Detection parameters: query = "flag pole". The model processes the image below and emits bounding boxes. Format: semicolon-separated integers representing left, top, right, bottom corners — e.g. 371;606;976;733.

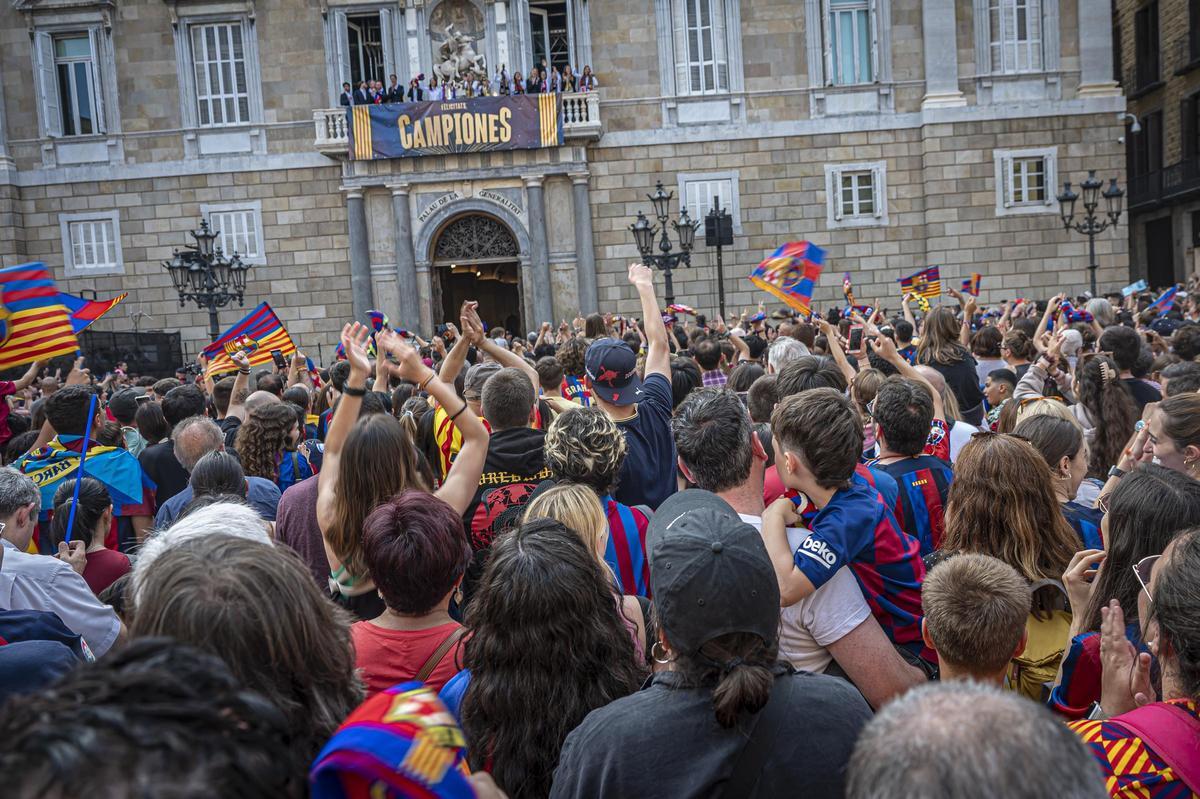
63;392;98;543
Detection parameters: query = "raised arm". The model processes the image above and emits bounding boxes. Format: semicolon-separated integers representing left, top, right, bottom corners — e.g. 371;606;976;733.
437;313;474;387
12;360;43;393
316;323;372;536
289;351;313;389
816;318;856;388
629;263;670;380
226;350;252;422
378;329;488;514
468;306;540;387
901;293;916;330
1035;293;1064;344
869;334;944;422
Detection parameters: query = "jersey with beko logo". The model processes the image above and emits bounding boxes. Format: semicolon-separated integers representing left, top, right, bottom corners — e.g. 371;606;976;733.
798;482;933;663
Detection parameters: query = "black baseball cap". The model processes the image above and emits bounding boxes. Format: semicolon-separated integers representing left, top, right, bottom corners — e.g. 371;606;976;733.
646;489;780;655
585;338;641;406
106;387;145;424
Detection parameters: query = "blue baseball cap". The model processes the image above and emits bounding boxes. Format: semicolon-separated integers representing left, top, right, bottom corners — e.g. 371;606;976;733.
585;338;641;406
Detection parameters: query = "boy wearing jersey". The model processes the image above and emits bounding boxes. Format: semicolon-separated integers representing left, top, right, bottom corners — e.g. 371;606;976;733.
761;388;933;666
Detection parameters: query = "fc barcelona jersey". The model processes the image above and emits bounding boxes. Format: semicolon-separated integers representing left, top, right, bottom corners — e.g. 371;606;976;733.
871;455;954;556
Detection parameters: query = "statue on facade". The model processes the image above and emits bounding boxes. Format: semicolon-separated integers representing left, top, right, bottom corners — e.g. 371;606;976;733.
433;24;486;84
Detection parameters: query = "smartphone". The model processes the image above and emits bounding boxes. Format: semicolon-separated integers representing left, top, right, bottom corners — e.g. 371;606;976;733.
270;349;287;369
848;324;864;351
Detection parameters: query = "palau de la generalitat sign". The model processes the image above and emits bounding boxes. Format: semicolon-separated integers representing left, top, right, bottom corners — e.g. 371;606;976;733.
348;94;562;160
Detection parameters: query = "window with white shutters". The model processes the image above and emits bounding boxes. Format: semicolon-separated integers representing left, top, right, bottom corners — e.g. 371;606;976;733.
201;202;266;264
191;22;250;127
683;0;729;94
994;148;1057;215
61;211;123;275
825;162;888;228
988;0;1043;73
826;0;876;85
33;27;110;139
677;172;742;233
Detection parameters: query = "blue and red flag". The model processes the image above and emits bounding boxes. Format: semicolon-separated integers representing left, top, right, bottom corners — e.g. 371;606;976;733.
1146;286;1178;317
1060;300;1094;324
203;302;297;378
961;273;981;297
0;263;79;369
898;266;941;299
58;292;128;334
748;241;826;316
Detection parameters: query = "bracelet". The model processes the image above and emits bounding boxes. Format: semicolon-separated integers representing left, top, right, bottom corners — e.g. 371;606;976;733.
342;384;368;397
238;369;250;375
419;371;436;391
449;401;468;421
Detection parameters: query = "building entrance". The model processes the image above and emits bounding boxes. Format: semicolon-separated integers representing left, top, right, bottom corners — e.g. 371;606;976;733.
430;213;523;333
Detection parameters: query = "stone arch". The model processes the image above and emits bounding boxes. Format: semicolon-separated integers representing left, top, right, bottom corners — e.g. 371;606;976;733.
414;197;531;268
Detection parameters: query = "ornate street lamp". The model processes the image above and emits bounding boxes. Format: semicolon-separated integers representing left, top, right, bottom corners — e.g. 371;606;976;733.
626;181;698;306
163;219;253;341
1056;170;1124;296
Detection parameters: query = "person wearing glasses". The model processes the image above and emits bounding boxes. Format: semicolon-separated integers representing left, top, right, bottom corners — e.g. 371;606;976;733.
1068;526;1200;795
1049;465;1200;721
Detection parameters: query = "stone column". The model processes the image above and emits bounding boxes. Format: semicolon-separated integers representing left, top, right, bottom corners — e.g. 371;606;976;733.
0;59;13;171
524;176;554;325
570;172;598;314
389;183;422;329
344;188;373;324
920;0;965;109
1077;0;1120;96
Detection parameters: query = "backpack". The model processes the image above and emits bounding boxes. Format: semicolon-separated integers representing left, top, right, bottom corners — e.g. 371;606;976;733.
1006;580;1072;701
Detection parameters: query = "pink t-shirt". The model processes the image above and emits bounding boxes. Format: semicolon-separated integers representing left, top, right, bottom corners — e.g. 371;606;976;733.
351;620;465;695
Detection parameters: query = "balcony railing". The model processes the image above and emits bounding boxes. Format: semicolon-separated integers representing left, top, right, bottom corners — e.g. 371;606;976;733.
1163;156;1200;200
1176;36;1200;75
313;91;602;157
1128;169;1162;209
1124;62;1163;96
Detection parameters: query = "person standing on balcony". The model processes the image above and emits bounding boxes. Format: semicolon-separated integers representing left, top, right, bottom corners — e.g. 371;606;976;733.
511;71;525;95
353;81;370;105
562;64;577;92
527;68;544;94
407;76;426;102
339;82;353;107
385;74;403;103
579;65;597;91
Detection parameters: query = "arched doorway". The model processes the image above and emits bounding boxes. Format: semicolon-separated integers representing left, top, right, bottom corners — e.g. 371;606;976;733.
430;213;523;333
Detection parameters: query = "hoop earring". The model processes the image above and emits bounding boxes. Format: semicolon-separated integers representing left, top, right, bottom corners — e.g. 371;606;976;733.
650;641;672;665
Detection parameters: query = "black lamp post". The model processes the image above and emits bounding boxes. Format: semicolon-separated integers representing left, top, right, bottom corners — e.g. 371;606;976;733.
1056;170;1124;295
627;181;698;306
163;219;251;341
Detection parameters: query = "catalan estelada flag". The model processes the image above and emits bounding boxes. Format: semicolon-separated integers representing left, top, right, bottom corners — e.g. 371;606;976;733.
748;241;826;316
1146;286;1178;317
202;302;297;378
0;263;79;369
961;273;981;297
58;292;128;334
898;266;942;299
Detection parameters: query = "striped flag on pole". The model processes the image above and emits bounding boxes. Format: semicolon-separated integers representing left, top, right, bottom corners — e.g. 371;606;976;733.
0;263;79;369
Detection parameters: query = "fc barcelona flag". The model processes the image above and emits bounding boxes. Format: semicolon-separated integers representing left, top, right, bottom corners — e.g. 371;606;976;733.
59;292;128;334
898;266;942;299
748;241;826;316
202;302;297;378
961;273;981;297
0;263;79;369
349;94;562;160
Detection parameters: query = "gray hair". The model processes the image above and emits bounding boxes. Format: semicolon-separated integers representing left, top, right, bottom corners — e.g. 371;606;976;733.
131;502;272;603
767;336;810;374
172;416;224;472
1085;298;1115;327
0;467;40;518
846;682;1107;799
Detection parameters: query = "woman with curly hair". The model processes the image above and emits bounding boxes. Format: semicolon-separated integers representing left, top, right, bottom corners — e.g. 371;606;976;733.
234;403;310;492
916;305;984;426
440;517;644;798
543;407;650;597
555;337;591;406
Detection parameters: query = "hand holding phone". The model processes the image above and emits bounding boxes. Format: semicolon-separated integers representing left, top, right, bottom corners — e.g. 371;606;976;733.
848;324;864;352
270;349;288;369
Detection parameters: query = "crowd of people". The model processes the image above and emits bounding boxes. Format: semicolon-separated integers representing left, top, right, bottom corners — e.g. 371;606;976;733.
339;61;598;106
0;265;1198;798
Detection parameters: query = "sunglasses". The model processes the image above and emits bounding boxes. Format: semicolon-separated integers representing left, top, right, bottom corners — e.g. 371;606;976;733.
1133;554;1160;603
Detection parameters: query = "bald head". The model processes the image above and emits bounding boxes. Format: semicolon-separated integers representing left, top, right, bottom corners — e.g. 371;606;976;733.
172;416;224;472
847;683;1106;799
914;365;946;394
244;391;281;413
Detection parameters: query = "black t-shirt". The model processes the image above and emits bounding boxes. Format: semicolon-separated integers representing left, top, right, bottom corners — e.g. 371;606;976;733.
613;373;677;511
137;441;190;509
551;666;871;799
928;356;985;426
219;416;242;451
1122;378;1162;414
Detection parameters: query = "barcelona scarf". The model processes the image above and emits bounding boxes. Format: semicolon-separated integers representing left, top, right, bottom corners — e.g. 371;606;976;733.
1060;300;1094;324
58;292;128;334
898;266;942;299
0;263;79;369
748;241;826;315
310;682;475;799
15;435;151;515
203;302;297;378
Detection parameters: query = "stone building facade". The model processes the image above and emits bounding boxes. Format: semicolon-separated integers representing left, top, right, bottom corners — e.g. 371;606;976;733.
0;0;1127;361
1118;0;1200;286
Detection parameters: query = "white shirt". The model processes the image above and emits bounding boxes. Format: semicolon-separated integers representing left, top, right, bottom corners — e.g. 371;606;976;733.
948;420;978;463
738;514;870;674
0;539;121;656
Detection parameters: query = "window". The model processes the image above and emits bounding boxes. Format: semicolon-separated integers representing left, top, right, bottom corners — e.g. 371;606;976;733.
826;0;874;85
677;172;742;233
190;22;250;127
1134;2;1160;90
684;0;728;93
993;147;1058;216
32;28;108;139
824;162;887;228
988;0;1042;74
60;211;123;276
201;202;265;264
1183;94;1200;160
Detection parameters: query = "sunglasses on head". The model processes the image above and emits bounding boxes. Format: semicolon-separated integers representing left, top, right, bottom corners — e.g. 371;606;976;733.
1133;554;1160;603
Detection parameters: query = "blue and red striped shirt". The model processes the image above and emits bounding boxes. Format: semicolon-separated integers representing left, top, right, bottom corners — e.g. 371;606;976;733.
1061;501;1104;550
798;483;932;662
871;455;954;556
561;375;591;407
602;495;649;598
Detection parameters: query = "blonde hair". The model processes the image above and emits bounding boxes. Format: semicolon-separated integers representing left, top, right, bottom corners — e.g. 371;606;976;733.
1013;398;1075;429
523;483;609;563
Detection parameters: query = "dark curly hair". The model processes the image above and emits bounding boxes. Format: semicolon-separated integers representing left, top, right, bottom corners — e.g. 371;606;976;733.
1075;355;1136;479
461;518;644;798
556;336;588;378
234;403;298;482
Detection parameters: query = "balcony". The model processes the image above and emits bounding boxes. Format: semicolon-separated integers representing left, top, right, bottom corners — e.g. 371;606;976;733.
1124;63;1164;100
1176;36;1200;76
1128;170;1162;209
1163;157;1200;200
313;92;602;158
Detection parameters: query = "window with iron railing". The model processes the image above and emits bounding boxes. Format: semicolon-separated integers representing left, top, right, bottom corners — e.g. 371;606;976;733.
1133;2;1160;90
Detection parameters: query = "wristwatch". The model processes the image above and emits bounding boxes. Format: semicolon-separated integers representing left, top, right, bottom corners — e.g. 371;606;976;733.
1107;465;1126;479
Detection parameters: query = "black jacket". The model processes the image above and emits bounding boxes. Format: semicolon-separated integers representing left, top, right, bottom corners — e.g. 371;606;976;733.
353;88;370;105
